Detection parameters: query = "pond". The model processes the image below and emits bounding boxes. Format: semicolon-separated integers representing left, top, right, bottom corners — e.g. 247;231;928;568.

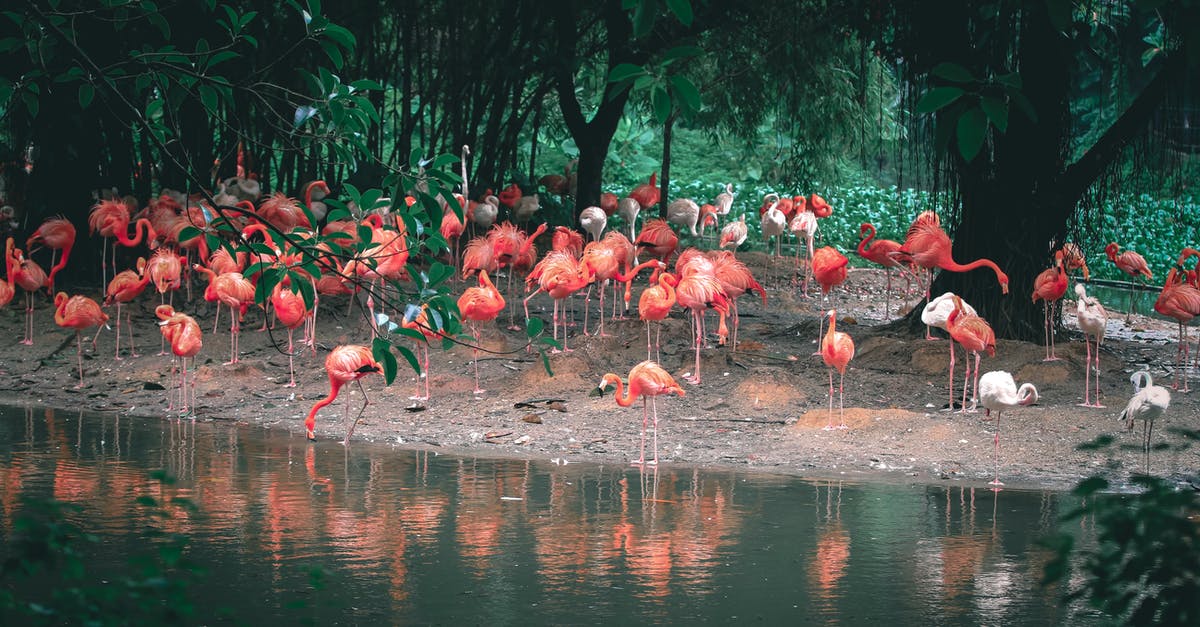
0;404;1101;624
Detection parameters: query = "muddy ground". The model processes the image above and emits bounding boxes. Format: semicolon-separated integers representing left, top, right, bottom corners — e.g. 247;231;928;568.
4;251;1197;491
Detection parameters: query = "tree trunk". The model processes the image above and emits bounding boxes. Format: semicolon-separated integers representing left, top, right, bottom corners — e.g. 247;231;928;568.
658;112;676;218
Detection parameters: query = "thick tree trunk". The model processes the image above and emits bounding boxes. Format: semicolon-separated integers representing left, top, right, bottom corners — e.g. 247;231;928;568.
657;113;675;218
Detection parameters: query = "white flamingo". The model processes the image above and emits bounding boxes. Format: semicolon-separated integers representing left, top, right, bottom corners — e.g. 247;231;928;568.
579;205;607;242
1119;371;1171;468
1075;283;1108;408
978;371;1038;488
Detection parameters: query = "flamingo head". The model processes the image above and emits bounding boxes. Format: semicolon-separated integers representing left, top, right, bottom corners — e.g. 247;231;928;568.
155;304;176;321
597;373;621;393
999;273;1010;294
1104;242;1119;260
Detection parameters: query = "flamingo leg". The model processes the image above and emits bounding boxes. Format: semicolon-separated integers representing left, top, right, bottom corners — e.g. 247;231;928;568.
885;268;892;319
342;378;372;446
948;341;956;411
971;352;982;411
472;321;485;394
582;285;593;335
650;396;660;466
126;309;138;358
838;369;848;429
424;344;431;401
646;321;653;361
113;302;123;359
597;281;610;337
823;368;835;430
989;409;1004;488
286;328;297;387
74;332;85;388
633;396;648;466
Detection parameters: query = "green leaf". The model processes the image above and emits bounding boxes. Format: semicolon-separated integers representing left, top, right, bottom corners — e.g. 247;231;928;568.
525;316;544;338
665;0;693;25
321;40;344;69
78;83;94;109
651;85;672;124
322;23;356;49
955;107;987;161
179;226;202;243
372;337;398;384
1009;91;1038;123
914;87;964;113
21;90;38;118
669;75;701;114
995;72;1022;90
427;261;452;287
930;62;974;83
980;96;1008;133
608;63;646;84
198;85;218;112
395;344;420;378
350;79;384;91
631;0;655;38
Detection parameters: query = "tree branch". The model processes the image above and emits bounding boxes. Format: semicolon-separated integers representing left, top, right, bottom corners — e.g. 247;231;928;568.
1061;53;1186;200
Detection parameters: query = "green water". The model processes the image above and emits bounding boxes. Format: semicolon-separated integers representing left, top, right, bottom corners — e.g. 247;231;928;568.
0;404;1099;624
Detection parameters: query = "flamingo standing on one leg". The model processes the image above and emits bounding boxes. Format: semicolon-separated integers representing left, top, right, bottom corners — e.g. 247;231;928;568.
1119;370;1171;471
271;279;310;387
978;371;1039;488
26;217;75;293
104;257;151;359
946;295;996;412
1075;283;1108;407
598;360;685;466
1031;250;1068;361
1105;242;1152;322
922;292;978;407
811;246;849;349
155;304;203;414
458;269;506;394
304;345;383;444
819;309;855;430
9;241;47;345
53;292;109;388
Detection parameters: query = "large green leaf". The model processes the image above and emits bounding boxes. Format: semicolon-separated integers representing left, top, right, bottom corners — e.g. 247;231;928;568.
651;85;672;124
670;75;701;115
665;0;693;26
608;63;646;84
930;62;974;83
955;107;988;162
915;87;964;113
980;96;1008;133
372;337;399;384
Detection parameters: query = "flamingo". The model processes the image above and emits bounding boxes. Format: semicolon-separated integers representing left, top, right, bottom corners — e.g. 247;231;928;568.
666;198;701;236
1105;242;1153;321
600;192;619;216
1119;371;1171;469
552;226;584;259
53;292;109;388
256;192;310;232
303;179;331;222
523;252;593;353
304;345;383;444
638;270;676;362
709;250;766;356
790;210;819;294
618;197;641;243
88;199;130;288
1153;268;1200;392
9;240;47;345
1031;250;1068;361
713;183;734;231
673;266;730;385
812;246;849;346
400;304;446;402
192;265;255;364
458;269;506;393
1061;242;1089;280
0;239;14;309
271;279;310;387
470;193;499;234
922;292;978;406
155;304;203;414
978;371;1039;488
26;217;75;292
946;295;996;412
104;257;151;359
760;202;787;257
579;206;607;242
856;223;914;317
819;309;855;430
628;173;660;212
579;241;622;337
598;360;685;466
511;193;540;227
719;215;748;250
900;211;1009;301
1075;283;1108;407
635;219;679;265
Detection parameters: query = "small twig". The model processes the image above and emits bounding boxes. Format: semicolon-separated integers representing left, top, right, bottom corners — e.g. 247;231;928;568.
680;417;789;425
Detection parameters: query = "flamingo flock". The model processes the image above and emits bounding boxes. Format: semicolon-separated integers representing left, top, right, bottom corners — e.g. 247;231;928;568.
0;170;1186;477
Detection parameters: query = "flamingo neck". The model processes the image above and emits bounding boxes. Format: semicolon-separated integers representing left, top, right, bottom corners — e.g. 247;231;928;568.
304;180;327;209
116;219;152;247
1017;383;1039;406
944;257;1004;281
856;224;876;257
610;377;636;407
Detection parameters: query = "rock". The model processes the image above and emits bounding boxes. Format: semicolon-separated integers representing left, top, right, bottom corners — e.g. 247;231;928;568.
522;413;543;424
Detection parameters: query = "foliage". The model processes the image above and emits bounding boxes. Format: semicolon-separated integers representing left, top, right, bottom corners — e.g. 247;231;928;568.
1042;429;1200;625
0;471;205;625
